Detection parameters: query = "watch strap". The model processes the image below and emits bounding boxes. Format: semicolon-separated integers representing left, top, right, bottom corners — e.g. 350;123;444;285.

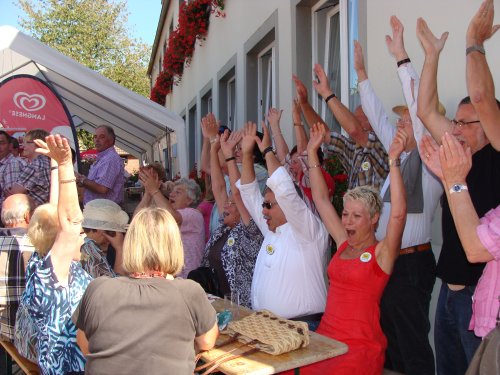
466;45;485;56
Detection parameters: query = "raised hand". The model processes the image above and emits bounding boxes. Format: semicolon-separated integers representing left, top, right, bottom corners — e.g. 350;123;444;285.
220;129;243;159
293;75;309;104
241;121;258;155
266;108;283;133
467;0;500;46
312;64;332;98
420;134;443;179
292;98;302;125
389;127;408;161
35;135;72;166
385;15;408;61
255;121;272;152
307;123;326;153
440;133;472;186
416;18;449;57
353;41;367;81
201;113;220;139
139;167;161;195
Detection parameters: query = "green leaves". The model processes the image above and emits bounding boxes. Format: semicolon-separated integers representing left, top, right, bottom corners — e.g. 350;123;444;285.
17;0;150;97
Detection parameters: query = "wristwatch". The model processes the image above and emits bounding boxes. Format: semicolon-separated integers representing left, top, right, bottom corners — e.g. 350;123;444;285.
449;184;468;194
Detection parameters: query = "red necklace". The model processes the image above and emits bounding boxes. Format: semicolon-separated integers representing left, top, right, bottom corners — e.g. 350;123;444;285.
129;271;166;279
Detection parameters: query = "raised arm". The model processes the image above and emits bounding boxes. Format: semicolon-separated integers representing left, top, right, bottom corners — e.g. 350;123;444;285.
293;75;326;130
388;16;427;148
307;123;347;245
200;113;220;174
354;41;394;150
313;63;369;146
267;108;289;161
139;168;183;225
466;0;500;150
35;135;82;285
376;129;407;274
220;130;252;225
292;99;308;153
422;133;493;263
240;122;258;185
416;18;453;143
209;133;228;214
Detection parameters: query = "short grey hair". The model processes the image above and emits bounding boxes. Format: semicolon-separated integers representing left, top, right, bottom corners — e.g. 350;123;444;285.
175;178;201;207
1;196;33;226
343;186;383;218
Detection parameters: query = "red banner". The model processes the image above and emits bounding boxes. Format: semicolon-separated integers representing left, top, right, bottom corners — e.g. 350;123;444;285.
0;74;78;154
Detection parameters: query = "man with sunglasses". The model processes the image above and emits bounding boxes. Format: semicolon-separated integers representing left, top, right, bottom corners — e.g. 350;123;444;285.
417;13;500;374
236;122;328;330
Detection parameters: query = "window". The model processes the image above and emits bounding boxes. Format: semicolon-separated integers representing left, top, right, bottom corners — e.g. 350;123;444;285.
227;76;236;129
257;43;276;122
201;89;213;116
188;105;197;170
311;0;359;133
218;60;236;129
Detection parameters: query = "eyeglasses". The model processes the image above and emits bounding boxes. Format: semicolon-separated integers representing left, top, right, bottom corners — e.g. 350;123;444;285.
261;201;278;209
451;119;481;128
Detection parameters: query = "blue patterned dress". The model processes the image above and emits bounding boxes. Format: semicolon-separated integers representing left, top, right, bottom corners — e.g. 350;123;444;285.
15;251;92;374
202;218;263;308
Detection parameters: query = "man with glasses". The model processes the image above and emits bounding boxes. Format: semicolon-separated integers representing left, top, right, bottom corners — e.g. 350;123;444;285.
417;14;500;374
353;17;442;375
236;122;328;330
5;129;50;208
0;131;26;216
76;125;125;205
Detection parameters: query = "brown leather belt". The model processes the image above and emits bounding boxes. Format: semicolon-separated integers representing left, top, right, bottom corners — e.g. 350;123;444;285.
400;242;431;255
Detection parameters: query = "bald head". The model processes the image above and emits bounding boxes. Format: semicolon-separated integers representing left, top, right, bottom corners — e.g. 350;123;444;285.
1;194;35;228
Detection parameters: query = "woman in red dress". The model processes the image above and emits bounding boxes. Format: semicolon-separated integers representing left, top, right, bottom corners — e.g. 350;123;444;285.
300;123;407;375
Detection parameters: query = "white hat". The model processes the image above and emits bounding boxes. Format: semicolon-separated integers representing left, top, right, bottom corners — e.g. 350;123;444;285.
82;199;129;232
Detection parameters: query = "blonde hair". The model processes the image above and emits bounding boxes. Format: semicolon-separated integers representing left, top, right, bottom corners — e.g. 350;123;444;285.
122;207;184;275
343;186;383;218
27;204;59;257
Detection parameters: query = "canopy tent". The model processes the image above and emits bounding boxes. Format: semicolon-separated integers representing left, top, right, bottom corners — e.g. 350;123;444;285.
0;26;188;176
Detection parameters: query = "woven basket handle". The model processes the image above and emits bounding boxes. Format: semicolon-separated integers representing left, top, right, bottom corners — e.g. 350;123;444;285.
201;347;260;375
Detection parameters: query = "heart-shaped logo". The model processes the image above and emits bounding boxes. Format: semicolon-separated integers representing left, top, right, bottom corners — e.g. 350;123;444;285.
13;92;46;112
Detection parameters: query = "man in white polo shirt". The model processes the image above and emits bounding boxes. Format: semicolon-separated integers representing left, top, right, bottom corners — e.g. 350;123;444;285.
235;122;328;328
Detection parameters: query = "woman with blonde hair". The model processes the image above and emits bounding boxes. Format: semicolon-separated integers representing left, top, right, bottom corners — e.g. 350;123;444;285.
15;135;92;374
73;206;218;375
289;124;407;375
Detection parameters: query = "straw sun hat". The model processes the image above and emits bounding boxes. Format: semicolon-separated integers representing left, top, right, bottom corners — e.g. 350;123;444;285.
392;103;446;117
82;199;129;232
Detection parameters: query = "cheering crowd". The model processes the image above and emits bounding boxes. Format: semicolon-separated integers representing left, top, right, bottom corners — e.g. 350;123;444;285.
1;1;499;375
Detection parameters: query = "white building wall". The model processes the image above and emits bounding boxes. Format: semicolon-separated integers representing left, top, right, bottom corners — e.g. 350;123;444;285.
152;1;500;362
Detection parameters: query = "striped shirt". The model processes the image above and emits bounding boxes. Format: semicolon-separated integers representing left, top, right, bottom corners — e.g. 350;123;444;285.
0;228;34;342
326;131;389;192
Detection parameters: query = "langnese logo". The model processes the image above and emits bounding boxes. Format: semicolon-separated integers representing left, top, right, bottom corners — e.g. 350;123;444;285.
13;92;46;112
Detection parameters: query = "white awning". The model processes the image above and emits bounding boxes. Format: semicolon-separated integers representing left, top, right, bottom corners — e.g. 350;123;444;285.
0;25;188;175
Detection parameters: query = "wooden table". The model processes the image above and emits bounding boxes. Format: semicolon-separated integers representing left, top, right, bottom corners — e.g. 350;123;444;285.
199;299;348;375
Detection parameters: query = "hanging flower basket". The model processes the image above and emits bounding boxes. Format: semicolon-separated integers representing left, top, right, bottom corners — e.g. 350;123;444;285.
150;0;226;105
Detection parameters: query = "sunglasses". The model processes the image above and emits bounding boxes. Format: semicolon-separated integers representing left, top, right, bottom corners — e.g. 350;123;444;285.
261;201;278;209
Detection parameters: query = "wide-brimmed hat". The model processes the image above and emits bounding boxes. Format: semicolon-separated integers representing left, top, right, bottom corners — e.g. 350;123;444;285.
82;199;129;232
392;103;446;117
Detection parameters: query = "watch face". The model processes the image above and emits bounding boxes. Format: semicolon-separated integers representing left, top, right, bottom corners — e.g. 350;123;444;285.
452;184;461;192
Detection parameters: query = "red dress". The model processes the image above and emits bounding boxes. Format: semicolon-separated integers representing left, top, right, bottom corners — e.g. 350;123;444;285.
298;241;390;375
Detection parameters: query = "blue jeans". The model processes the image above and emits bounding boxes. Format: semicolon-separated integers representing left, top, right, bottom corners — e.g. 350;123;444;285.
435;283;481;375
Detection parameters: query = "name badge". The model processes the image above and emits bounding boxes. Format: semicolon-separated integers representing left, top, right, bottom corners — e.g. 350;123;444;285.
361;161;371;171
266;244;275;255
227;237;235;246
360;252;372;262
